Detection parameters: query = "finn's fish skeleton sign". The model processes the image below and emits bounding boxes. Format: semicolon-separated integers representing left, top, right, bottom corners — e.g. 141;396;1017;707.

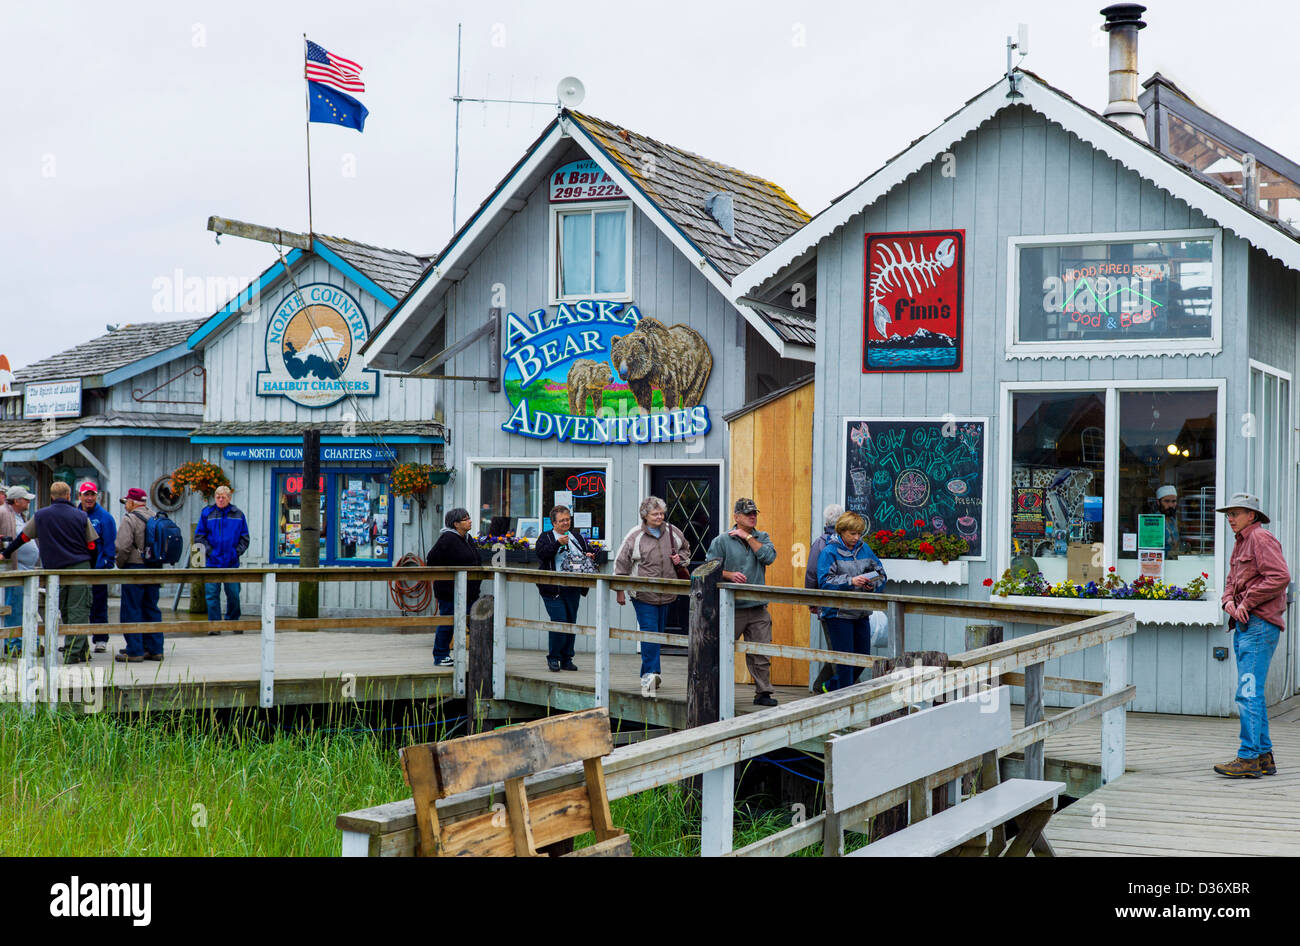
870;238;957;339
863;230;964;374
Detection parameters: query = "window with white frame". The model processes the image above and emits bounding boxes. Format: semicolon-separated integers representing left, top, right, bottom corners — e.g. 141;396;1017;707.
550;202;632;302
474;461;611;544
1008;229;1221;356
1005;383;1221;590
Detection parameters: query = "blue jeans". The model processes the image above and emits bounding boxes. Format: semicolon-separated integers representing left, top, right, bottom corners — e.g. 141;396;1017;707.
433;598;454;660
121;566;163;656
3;584;22;655
542;589;581;661
631;599;670;676
1234;615;1281;759
822;616;872;691
205;582;242;622
90;579;110;643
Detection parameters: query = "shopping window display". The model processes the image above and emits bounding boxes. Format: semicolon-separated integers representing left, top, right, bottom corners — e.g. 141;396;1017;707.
272;469;393;565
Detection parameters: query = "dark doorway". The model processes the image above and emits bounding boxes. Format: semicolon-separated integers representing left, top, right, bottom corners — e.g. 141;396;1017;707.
648;464;721;642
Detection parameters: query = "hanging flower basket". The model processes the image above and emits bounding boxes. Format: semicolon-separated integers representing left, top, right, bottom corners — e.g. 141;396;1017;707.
392;463;452;498
428;470;452;486
171;459;231;501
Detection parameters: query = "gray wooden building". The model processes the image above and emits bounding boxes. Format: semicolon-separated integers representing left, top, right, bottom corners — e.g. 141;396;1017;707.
361;109;813;654
734;64;1300;715
186;234;445;614
0;319;207;544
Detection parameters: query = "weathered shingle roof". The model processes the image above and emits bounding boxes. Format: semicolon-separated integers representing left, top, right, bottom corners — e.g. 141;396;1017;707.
569;112;811;281
191;420;447;439
315;235;432;299
14;319;206;385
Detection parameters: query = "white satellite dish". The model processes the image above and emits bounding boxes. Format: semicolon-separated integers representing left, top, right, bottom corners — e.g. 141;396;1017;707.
557;76;586;108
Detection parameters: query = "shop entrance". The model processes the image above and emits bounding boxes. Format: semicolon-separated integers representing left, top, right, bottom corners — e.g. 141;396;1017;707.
648;464;721;640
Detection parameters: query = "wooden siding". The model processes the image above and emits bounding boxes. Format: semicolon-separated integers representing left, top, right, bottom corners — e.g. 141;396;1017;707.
812;105;1260;715
728;381;814;685
107;353;205;415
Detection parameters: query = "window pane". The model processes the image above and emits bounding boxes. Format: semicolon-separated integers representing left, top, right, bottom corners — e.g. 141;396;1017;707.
1116;391;1216;587
336;473;391;563
478;466;539;537
593;210;627;293
559;212;592;296
275;472;326;561
1010;392;1106;582
1018;237;1214;342
542;467;607;542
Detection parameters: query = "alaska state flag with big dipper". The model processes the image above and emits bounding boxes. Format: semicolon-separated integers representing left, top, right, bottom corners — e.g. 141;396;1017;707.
306;40;368;132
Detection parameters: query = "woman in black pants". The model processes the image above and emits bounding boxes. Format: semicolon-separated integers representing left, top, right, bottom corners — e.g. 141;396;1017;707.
534;505;594;671
426;507;481;667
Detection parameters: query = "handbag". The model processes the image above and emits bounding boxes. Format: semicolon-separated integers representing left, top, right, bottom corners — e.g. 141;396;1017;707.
671;526;691;579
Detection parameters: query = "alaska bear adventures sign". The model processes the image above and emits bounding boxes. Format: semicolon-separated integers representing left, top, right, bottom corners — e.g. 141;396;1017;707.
501;301;713;444
864;230;964;372
257;283;379;408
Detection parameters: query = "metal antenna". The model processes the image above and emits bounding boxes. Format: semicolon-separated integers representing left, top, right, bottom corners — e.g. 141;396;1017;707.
1006;23;1029;98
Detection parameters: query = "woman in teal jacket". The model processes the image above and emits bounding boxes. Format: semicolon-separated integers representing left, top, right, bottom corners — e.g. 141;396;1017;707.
816;511;888;692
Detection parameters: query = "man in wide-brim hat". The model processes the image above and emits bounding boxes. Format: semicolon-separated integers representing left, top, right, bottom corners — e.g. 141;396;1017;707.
1213;493;1290;779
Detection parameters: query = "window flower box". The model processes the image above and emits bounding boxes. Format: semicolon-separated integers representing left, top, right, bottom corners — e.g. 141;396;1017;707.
993;594;1224;627
880;558;969;585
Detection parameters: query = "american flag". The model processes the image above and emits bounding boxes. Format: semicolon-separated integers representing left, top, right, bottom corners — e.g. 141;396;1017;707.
305;40;364;94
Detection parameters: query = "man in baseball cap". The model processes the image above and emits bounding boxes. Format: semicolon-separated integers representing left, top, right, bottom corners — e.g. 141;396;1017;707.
705;497;779;706
116;487;163;661
77;482;116;654
1213;493;1290;779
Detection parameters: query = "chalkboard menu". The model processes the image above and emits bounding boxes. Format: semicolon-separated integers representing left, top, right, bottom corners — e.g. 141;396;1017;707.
844;418;986;557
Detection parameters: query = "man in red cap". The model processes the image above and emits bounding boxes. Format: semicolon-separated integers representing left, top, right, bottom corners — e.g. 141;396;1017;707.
115;487;163;661
78;482;116;654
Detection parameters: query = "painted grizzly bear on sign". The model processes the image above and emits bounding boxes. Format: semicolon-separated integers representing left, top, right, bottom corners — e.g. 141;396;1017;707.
566;358;612;416
610;316;713;413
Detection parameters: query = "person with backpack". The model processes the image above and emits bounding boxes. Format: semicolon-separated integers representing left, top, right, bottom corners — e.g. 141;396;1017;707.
194;485;250;634
115;487;163;662
613;495;690;698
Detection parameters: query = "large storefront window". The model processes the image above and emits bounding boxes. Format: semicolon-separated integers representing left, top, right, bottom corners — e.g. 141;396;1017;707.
272;469;393;565
477;463;609;542
1010;391;1106;582
1008;386;1219;588
1012;230;1218;351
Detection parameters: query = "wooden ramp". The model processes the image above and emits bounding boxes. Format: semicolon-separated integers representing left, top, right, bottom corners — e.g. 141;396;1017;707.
1035;702;1300;856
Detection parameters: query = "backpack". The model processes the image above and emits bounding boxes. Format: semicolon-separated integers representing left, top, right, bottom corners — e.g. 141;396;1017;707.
139;511;184;566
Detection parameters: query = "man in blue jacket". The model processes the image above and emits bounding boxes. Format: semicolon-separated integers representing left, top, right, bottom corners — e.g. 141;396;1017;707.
78;482;116;654
194;485;250;633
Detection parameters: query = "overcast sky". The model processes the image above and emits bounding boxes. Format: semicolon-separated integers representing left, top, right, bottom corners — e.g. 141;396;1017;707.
4;0;1298;370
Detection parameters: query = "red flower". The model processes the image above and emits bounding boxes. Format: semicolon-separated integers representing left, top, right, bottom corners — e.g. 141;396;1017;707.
982;578;994;587
919;542;936;555
913;519;925;528
1201;572;1208;578
1108;566;1116;572
894;529;905;537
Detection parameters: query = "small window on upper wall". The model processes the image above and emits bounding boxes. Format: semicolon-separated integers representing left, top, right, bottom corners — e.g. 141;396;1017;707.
1008;229;1221;358
551;202;633;303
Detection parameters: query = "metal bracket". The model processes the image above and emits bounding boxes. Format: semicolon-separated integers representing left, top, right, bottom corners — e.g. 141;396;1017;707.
132;365;206;406
397;308;500;392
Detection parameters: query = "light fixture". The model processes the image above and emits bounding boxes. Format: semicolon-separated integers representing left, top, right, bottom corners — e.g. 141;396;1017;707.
1166;443;1179;455
1182;449;1189;457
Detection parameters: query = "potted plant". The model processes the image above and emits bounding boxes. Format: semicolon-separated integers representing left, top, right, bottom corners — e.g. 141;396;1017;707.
170;459;233;615
471;533;537;564
864;520;969;584
391;462;451;506
984;567;1218;624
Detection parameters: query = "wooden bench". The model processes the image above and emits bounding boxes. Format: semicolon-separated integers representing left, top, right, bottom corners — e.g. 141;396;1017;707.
823;685;1065;857
400;706;630;857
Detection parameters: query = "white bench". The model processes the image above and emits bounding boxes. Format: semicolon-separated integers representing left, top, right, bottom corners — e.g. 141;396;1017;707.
823;685;1065;857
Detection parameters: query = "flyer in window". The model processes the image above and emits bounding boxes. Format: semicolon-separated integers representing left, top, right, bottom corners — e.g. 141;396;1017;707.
1139;549;1164;580
1138;514;1165;550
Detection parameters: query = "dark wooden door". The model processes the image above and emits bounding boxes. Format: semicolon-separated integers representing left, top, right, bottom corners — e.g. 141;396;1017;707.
649;465;721;639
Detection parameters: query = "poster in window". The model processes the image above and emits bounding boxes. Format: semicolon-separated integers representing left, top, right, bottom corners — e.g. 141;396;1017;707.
843;418;985;556
1012;488;1046;537
863;230;964;372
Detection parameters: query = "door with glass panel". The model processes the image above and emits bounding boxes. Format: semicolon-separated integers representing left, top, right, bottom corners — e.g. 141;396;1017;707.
649;466;720;639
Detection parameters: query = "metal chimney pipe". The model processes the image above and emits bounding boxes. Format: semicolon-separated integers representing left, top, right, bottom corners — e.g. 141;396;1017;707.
1100;3;1148;140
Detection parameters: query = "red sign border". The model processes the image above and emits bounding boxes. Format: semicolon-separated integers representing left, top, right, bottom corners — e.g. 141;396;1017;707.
862;229;965;375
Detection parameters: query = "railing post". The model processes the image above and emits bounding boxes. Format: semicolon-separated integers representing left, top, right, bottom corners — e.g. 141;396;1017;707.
260;572;276;709
1101;622;1131;784
885;601;904;658
43;573;59;711
19;574;40;716
687;560;722;729
452;570;467;699
594;578;609;708
700;764;735;857
1023;661;1045;780
492;570;506;698
718;587;735;721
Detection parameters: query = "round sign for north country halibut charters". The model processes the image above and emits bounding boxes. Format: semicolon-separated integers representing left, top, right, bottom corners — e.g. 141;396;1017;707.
255;282;379;409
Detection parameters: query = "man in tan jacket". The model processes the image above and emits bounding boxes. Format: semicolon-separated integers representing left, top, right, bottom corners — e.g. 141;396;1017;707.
115;487;163;662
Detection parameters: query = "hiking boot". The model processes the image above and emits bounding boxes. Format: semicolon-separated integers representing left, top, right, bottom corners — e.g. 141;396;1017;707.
115;652;143;663
753;692;778;707
1213;756;1261;779
1258;752;1277;776
144;653;164;662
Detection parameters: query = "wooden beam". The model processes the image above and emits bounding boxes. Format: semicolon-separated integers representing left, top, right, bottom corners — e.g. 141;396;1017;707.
206;216;312;251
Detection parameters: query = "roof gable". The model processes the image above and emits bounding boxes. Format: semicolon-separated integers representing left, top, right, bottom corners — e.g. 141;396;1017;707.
734;70;1300;300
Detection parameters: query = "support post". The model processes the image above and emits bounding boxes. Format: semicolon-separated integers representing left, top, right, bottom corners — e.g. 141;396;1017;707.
43;573;59;711
700;764;734;857
452;570;467;699
594;578;609;708
298;428;320;620
687;559;722;729
467;595;495;733
491;570;506;699
885;600;905;658
19;574;40;716
1101;627;1130;784
718;587;735;721
260;572;276;708
1023;660;1045;781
